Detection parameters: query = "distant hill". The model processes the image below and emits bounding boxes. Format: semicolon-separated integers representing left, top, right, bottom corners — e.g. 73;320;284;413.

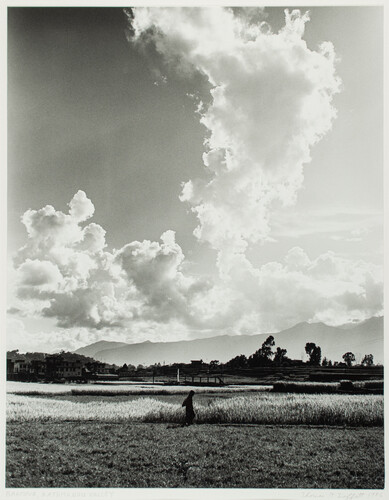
74;316;383;366
74;340;129;359
270;316;383;364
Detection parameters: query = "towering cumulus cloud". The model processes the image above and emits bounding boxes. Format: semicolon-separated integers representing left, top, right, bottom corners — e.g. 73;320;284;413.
12;191;232;334
131;7;341;273
12;188;382;339
9;8;383;347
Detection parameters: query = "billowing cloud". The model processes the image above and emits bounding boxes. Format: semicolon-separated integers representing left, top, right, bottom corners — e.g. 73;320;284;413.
131;7;341;270
12;191;235;333
11;191;383;341
9;9;383;348
18;259;63;289
115;230;214;324
14;191;127;329
204;246;382;335
68;189;95;222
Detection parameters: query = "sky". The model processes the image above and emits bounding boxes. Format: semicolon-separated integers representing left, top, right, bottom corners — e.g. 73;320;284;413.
7;6;383;353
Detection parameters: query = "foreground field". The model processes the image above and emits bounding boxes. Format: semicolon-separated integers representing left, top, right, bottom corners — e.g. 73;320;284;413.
7;421;384;488
6;385;384;488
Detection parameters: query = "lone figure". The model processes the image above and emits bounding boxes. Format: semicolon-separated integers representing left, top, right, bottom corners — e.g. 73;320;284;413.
182;390;195;426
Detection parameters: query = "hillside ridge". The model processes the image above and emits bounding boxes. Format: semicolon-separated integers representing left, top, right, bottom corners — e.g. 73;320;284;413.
74;316;383;366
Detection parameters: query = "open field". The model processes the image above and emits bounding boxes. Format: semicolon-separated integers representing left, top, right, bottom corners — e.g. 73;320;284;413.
7;391;384;426
7;421;384;488
6;383;384;488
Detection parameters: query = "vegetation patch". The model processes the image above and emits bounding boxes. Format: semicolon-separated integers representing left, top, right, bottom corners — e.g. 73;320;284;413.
272;380;383;394
7;392;383;426
6;421;384;488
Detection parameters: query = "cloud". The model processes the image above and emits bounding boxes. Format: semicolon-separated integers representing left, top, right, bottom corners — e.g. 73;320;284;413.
6;318;113;354
223;247;383;333
12;192;234;333
18;259;63;289
115;230;205;323
13;191;126;329
68;190;95;222
11;191;383;342
131;7;341;267
271;208;382;240
124;7;382;334
9;9;383;348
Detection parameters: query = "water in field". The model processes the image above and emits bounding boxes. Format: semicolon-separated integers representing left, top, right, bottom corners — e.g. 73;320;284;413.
6;380;270;398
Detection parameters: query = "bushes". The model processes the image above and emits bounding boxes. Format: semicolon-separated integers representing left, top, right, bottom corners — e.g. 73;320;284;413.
359;380;384;390
339;380;354;391
272;382;339;394
273;380;383;394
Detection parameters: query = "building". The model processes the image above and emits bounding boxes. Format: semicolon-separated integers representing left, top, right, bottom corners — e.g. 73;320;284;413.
190;360;203;369
45;355;82;380
86;361;112;375
30;359;47;378
7;359;15;377
13;359;32;374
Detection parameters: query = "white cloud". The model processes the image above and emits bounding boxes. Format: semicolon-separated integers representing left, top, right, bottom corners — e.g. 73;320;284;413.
13;192;128;329
224;247;383;332
6;319;117;354
18;259;63;289
132;7;341;264
11;192;234;334
10;191;383;345
271;208;382;240
8;9;383;350
68;189;95;222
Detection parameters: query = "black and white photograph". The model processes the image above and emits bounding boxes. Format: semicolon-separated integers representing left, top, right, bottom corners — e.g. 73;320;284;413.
4;0;385;496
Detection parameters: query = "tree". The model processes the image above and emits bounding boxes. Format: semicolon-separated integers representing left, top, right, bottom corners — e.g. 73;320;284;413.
361;354;374;367
261;336;275;360
7;350;20;360
210;360;220;370
273;347;287;366
322;357;328;367
305;343;322;365
226;354;248;369
249;336;275;367
342;352;355;368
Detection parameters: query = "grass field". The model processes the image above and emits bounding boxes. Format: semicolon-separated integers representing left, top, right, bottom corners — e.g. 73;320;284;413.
7;391;383;426
6;421;384;488
6;382;385;489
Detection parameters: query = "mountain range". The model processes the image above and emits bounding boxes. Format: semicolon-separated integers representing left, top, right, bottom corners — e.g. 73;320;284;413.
74;316;384;366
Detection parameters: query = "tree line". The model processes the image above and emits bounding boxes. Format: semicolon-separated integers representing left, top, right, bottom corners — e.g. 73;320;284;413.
224;336;375;369
7;337;376;375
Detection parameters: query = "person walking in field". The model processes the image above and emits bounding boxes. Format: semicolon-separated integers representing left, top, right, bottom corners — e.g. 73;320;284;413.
182;390;195;426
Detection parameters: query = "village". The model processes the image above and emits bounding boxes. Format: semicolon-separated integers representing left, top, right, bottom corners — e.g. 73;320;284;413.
6;352;224;384
6;346;383;390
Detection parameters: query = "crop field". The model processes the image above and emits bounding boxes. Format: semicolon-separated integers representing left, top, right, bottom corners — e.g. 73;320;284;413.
7;392;383;426
6;382;385;488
